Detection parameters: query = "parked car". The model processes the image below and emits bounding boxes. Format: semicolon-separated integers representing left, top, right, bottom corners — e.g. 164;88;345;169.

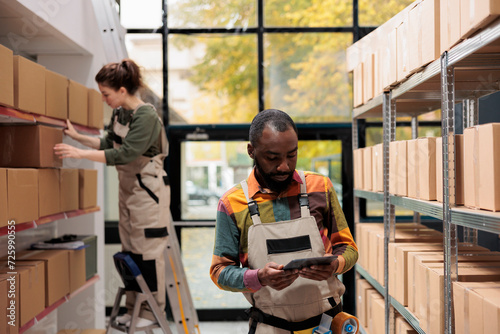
186;181;220;206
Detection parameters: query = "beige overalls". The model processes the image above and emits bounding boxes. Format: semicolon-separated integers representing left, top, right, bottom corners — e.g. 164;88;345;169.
242;171;345;334
112;104;170;321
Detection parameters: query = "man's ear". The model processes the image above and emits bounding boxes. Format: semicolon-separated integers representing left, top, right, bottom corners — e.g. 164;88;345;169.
247;143;255;159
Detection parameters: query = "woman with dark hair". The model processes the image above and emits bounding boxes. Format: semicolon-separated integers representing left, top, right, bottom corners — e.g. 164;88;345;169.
54;59;169;328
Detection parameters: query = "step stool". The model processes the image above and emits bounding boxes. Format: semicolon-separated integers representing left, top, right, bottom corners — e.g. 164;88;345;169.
106;252;172;334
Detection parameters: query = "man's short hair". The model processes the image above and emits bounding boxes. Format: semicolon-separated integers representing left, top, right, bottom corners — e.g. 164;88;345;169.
249;109;298;147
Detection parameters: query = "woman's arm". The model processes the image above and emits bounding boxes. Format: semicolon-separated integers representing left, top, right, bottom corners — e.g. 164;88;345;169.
64;120;101;149
54;143;106;163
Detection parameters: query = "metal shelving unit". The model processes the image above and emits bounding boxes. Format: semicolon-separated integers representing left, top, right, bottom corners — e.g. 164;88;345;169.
353;18;500;334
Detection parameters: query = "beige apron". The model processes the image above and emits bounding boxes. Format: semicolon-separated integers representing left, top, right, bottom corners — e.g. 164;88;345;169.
242;171;345;334
113;104;170;320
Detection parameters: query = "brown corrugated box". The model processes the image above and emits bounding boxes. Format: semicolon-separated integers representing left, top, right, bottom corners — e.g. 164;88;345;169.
356;278;376;329
417;137;437;200
417;262;500;334
390;141;408;196
0;275;9;333
60;168;79;212
39;168;61;217
0;168;7;228
88;88;104;129
464;123;500;211
79;169;97;209
353;148;364;190
13;55;45;115
420;0;441;66
440;0;462;53
69;249;86;293
0;124;63;168
7;168;38;223
407;139;418;198
370;291;385;334
68;80;88;126
372;143;383;192
10;261;45;326
0;44;14;108
453;281;500;334
17;250;70;307
45;69;68;120
436;135;464;204
461;0;500;39
362;146;373;191
389;141;398;194
0;273;19;334
396;314;417;334
353;62;363;107
478;123;500;211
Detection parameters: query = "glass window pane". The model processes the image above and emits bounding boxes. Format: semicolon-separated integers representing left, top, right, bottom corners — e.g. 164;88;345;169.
168;34;258;124
167;0;256;29
125;34;164;109
265;0;353;27
181;141;253;220
358;0;415;26
181;227;250;309
265;33;352;122
120;0;163;29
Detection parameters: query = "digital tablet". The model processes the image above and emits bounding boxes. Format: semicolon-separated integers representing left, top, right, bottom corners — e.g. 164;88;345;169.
283;256;337;270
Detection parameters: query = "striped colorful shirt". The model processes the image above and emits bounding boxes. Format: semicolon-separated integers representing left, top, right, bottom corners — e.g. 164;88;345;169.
210;169;358;292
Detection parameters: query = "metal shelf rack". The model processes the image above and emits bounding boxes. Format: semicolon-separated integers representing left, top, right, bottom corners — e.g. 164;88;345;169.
353;18;500;334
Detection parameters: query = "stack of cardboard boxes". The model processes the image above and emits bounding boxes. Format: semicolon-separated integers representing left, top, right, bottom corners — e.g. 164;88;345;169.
0;44;101;333
356;222;500;333
347;0;500;107
0;43;104;128
354;124;500;212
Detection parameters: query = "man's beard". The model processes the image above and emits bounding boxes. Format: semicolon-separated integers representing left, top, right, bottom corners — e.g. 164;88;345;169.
255;158;294;194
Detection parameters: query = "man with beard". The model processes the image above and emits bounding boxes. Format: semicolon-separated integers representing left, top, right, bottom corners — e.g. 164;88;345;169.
210;109;358;334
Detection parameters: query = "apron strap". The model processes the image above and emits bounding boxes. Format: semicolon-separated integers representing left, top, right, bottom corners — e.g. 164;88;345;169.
297;171;311;218
240;180;262;225
246;299;342;333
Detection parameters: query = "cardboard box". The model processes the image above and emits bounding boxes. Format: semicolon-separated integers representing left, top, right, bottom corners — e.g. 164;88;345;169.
404;246;492;310
407;139;418;198
88;88;104;129
464;126;479;208
372;143;383;192
0;276;9;333
363;53;375;104
39;168;61;217
353;63;364;107
11;261;45;326
370;292;385;334
73;235;97;280
396;17;410;82
417;137;437;200
356;278;376;328
0;44;14;107
440;0;462;53
390;141;408;196
60;168;79;212
478;123;500;211
45;69;68;120
68;80;89;126
421;0;441;65
363;146;373;191
0;168;7;228
13;55;46;115
453;281;500;334
17;250;70;307
417;263;500;333
0;273;19;333
436;135;464;204
0;124;63;168
7;169;39;223
461;0;500;39
79;169;97;209
353;148;364;190
69;249;86;293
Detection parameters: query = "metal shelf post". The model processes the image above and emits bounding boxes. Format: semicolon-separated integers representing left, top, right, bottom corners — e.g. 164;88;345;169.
441;51;458;334
383;92;396;334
